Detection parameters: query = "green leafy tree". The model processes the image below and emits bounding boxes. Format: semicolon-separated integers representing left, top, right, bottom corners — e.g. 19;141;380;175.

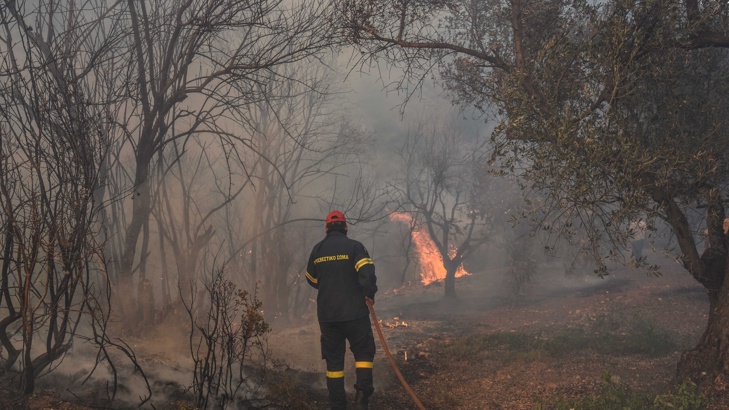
336;0;729;392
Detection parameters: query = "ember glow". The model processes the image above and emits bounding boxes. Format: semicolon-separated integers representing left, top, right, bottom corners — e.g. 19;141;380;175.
390;212;469;285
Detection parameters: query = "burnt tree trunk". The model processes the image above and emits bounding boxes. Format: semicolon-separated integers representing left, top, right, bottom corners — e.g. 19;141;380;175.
118;157;152;323
443;259;460;300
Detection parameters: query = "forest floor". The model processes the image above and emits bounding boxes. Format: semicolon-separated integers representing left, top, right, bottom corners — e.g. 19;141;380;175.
2;252;727;409
271;252;728;410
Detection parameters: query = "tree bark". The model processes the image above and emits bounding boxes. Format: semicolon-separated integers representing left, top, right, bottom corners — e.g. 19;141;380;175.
676;259;729;394
117;158;152;322
443;259;459;300
660;189;729;392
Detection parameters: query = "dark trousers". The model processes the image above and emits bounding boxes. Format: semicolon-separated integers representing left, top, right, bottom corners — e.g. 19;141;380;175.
320;315;376;409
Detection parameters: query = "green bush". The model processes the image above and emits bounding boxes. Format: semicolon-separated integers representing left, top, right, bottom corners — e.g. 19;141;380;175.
542;375;652;409
539;374;707;410
653;382;707;410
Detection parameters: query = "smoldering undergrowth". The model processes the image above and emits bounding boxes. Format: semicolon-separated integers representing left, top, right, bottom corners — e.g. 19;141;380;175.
182;265;272;409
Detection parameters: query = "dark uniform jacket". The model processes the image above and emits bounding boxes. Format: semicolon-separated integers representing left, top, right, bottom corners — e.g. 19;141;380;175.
306;231;377;322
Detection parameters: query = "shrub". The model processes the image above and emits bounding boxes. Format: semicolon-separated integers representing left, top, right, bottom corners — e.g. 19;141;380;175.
544;373;653;409
653;382;708;410
539;374;708;410
184;267;271;409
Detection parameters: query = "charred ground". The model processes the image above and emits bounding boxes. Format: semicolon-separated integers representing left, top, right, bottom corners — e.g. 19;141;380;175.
0;253;723;409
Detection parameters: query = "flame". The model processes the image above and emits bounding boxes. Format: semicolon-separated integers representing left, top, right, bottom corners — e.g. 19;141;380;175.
390;212;469;285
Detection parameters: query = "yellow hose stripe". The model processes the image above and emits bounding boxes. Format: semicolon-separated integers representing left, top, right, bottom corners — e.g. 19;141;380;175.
306;272;317;283
355;361;374;369
326;370;345;378
355;258;373;271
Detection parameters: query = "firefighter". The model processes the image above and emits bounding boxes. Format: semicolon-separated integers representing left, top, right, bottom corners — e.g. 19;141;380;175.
306;210;378;410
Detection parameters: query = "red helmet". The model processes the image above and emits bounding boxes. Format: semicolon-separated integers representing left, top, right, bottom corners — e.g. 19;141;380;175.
325;210;346;225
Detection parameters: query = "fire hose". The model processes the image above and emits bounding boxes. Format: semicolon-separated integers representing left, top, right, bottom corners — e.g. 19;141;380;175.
366;299;426;410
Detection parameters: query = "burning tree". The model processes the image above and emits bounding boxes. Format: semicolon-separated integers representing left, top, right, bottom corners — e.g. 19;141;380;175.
335;0;729;396
390;120;492;300
389;211;470;286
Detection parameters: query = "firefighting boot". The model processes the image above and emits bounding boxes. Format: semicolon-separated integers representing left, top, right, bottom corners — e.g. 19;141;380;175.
353;365;373;409
354;388;369;410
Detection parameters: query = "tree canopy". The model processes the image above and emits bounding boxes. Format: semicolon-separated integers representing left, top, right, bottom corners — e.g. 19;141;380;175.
336;0;729;395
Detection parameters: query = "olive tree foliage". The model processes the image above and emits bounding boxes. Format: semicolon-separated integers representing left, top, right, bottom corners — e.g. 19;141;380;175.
393;119;492;300
335;0;729;392
99;0;340;324
0;0;148;399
